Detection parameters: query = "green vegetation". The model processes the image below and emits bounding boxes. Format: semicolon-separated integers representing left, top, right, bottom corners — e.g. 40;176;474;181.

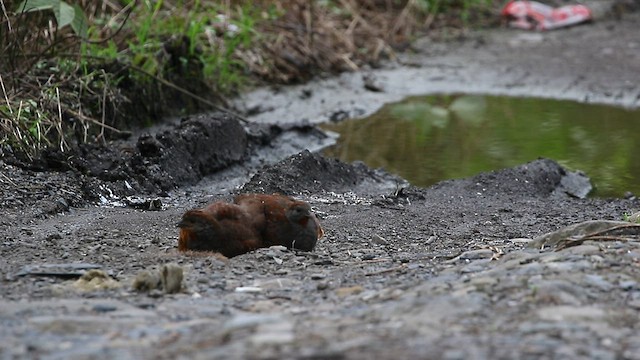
623;212;640;223
417;0;496;23
1;0;499;156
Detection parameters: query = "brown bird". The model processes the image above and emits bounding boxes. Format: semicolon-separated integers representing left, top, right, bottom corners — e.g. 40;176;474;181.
177;201;262;258
233;193;324;251
177;194;323;257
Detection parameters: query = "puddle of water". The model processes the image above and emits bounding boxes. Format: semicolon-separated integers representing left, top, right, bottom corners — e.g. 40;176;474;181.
322;94;640;198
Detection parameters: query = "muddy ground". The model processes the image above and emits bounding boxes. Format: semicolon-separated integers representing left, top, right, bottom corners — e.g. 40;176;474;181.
2;8;640;360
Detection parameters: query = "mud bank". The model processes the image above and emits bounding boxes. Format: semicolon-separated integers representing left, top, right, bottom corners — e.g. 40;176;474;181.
238;12;640;125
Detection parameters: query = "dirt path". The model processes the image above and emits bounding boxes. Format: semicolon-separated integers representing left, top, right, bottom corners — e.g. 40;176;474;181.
2;10;640;360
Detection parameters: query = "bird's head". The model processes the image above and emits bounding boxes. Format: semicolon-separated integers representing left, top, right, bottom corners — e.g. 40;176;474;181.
285;203;312;223
177;210;213;230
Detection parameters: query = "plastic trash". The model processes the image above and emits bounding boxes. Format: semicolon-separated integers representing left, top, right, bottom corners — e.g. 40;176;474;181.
502;1;592;30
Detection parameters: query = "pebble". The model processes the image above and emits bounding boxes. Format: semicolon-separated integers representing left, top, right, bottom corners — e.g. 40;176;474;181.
459;260;491;274
253;278;300;290
582;274;614;291
91;304;118;313
557;244;602;256
537;306;607;322
223;313;284;331
455;249;494;261
160;263;184;294
619;280;637;291
235;286;263;293
316;281;330;290
335;286;364;297
371;234;388;245
250;320;295;346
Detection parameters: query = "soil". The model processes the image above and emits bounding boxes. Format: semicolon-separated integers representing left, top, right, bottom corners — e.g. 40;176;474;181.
2;8;640;360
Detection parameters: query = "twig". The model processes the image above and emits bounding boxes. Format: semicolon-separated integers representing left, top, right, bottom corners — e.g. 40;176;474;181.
65;108;127;134
81;0;135;45
0;0;11;33
0;172;18;187
391;0;410;37
365;264;407;276
556;235;637;250
582;235;637;242
99;69;108;144
55;87;66;151
0;74;11;113
555;224;640;251
582;224;640;238
15;101;23;136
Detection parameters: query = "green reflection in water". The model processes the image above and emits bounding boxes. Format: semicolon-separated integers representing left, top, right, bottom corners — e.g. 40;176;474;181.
322;94;640;198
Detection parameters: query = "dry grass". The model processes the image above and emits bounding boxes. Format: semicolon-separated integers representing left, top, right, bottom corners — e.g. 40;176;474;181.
247;0;499;83
246;0;427;83
0;0;499;157
0;0;127;156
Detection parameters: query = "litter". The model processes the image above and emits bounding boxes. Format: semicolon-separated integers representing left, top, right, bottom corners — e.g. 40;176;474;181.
502;1;592;30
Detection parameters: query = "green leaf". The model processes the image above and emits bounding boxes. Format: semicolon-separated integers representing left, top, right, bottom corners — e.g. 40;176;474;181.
16;0;58;13
54;1;74;28
70;4;88;38
17;0;88;38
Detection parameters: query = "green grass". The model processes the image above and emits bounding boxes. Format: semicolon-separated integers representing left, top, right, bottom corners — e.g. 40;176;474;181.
1;0;499;156
623;212;640;223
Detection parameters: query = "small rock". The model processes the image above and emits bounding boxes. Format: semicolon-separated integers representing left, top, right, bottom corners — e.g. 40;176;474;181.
371;234;388;245
160;263;184;294
509;238;533;244
92;304;117;313
46;233;62;241
316;281;330;290
460;260;491;273
235;286;263;293
132;263;184;294
556;244;601;256
16;263;102;278
555;170;592;198
253;278;300;290
583;274;614;292
250;320;295;346
362;73;384;92
620;280;637;291
335;285;364;297
362;254;376;261
269;245;288;252
537;305;606;321
452;249;494;262
132;270;161;292
124;197;163;211
223;313;282;330
73;269;120;291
